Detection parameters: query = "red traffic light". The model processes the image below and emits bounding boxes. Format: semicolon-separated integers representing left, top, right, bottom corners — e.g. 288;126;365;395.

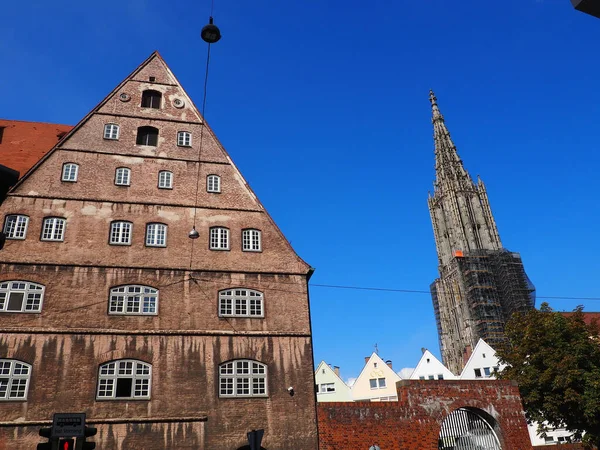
59;438;74;450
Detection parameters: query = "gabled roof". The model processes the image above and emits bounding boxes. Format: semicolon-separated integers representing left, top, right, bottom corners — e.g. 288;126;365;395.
410;349;457;380
460;339;502;379
0;119;73;177
315;361;349;387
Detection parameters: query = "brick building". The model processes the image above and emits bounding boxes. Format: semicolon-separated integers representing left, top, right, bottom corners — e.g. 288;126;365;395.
0;52;318;449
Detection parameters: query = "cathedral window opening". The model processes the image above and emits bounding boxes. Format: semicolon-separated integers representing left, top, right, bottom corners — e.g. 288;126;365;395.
210;226;229;250
61;163;79;182
103;123;120;140
3;215;29;240
207;174;221;193
109;285;158;315
136;126;159;146
115;167;131;186
177;131;192;147
242;229;261;252
141;90;161;109
0;360;31;400
219;360;267;397
145;223;167;247
109;221;132;245
158;171;173;189
219;289;264;318
0;281;44;313
41;217;66;242
97;360;151;399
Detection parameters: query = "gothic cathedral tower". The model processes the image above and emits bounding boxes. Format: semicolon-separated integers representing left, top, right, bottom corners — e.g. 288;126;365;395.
427;91;535;374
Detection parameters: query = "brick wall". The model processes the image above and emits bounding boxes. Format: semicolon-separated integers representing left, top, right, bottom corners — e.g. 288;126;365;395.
318;379;533;449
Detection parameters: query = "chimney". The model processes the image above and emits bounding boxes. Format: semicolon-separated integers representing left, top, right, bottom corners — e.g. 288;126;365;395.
364;356;370;364
385;360;393;369
333;366;340;376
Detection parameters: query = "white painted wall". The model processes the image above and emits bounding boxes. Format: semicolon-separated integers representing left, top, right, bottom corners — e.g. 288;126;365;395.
314;361;353;402
351;353;401;402
410;350;457;380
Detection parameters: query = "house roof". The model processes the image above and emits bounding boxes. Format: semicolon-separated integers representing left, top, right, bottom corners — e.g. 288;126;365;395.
0;119;73;178
561;311;600;327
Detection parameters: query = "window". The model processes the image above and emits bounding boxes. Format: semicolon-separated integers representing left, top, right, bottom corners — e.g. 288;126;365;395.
369;378;386;389
145;223;167;247
210;227;229;250
219;360;267;397
419;376;425;380
41;217;66;241
177;131;192;147
3;215;29;240
109;285;158;315
136;126;159;146
103;124;120;140
115;168;131;186
428;375;435;380
483;367;491;377
0;281;44;313
474;368;482;378
61;163;79;182
109;221;132;245
242;229;261;252
0;360;31;400
207;174;221;193
158;171;173;189
97;360;151;399
438;374;444;380
319;383;335;393
141;90;161;109
219;289;264;318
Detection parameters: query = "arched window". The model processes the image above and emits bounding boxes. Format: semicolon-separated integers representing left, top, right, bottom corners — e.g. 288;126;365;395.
207;174;221;193
219;360;267;397
242;229;261;252
209;227;229;250
115;167;131;186
136;126;159;146
141;90;162;109
97;359;151;399
109;221;132;245
108;285;158;315
158;171;173;189
0;359;32;400
0;281;44;313
41;217;66;242
61;163;79;182
103;124;120;140
3;215;29;240
177;131;192;147
145;223;167;247
219;289;264;318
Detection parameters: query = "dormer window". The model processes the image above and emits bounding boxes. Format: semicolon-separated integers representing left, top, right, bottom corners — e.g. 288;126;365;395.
141;90;161;109
177;131;192;147
136;126;158;146
103;124;120;140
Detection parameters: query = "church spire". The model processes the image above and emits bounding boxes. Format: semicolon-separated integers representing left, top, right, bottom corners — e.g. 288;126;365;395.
429;90;472;192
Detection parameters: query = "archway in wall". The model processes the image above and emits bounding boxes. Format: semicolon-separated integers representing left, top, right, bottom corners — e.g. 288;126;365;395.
438;407;502;450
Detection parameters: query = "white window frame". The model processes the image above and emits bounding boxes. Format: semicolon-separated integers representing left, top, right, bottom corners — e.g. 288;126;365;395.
158;171;173;189
218;289;264;318
145;223;167;247
3;215;29;240
0;360;31;400
109;221;132;245
0;281;45;313
210;227;229;250
115;167;131;186
177;131;192;147
219;360;267;398
369;377;386;389
103;123;120;140
61;163;79;182
207;174;221;193
97;359;151;400
319;383;336;394
242;229;262;252
108;285;158;315
41;217;66;242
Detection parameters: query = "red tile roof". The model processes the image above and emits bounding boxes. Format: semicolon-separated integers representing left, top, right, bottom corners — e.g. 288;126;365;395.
561;311;600;327
0;119;73;178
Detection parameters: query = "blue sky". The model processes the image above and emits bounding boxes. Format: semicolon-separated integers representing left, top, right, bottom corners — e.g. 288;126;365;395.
1;0;599;381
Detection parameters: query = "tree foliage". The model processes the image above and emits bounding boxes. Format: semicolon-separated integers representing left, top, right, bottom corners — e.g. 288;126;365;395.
497;303;600;447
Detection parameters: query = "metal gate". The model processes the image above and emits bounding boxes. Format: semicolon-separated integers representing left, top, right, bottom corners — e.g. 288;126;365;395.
438;408;501;450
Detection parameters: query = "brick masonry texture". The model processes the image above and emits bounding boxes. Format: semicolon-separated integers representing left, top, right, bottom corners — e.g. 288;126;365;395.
318;380;535;450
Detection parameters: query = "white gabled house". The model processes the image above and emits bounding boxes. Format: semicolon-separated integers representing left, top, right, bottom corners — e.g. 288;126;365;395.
351;353;401;402
314;361;353;402
410;349;457;380
459;339;503;380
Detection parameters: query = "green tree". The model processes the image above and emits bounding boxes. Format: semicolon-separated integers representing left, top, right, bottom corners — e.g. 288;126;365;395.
497;303;600;448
